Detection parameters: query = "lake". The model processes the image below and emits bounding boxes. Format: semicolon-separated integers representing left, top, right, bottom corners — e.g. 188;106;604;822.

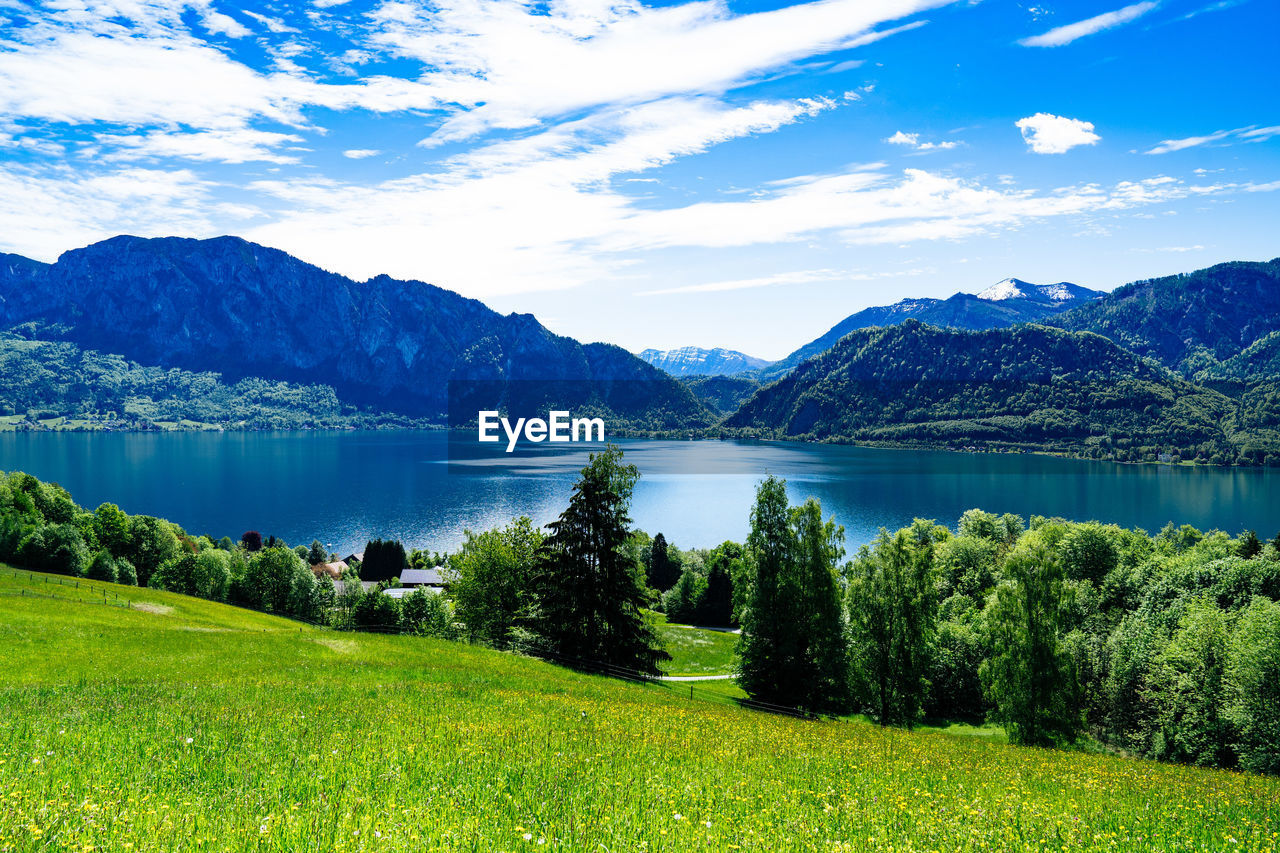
2;430;1278;555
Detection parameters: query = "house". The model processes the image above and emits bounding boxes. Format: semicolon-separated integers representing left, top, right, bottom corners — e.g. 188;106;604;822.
310;560;348;580
400;567;448;590
342;551;365;565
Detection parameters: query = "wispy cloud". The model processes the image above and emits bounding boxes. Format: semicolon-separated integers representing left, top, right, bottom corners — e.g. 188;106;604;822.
1144;124;1280;154
1018;1;1158;47
639;269;847;296
1016;113;1101;154
342;149;382;159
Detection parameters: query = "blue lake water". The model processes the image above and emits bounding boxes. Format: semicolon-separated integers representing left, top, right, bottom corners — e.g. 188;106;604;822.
1;430;1278;555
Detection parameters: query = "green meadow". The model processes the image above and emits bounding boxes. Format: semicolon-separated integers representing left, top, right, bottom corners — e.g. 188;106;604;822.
2;568;1279;853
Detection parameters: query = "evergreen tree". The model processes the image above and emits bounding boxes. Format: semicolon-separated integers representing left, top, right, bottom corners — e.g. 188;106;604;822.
695;545;737;627
791;498;849;712
737;479;848;711
737;476;800;705
648;532;680;591
529;446;668;675
1237;529;1262;559
361;538;408;583
307;539;328;565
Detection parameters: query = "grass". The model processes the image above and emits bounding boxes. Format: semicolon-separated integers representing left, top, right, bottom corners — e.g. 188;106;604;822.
652;614;739;676
2;568;1279;852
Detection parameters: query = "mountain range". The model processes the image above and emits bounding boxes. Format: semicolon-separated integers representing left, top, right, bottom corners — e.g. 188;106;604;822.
0;236;711;428
725;321;1258;462
638;346;772;377
757;278;1104;381
2;235;1278;463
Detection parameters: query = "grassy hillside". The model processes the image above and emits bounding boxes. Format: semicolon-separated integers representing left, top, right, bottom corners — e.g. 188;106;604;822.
3;569;1278;852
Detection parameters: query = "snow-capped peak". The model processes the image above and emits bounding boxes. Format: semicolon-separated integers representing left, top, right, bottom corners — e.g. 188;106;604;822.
976;278;1095;303
977;278;1030;301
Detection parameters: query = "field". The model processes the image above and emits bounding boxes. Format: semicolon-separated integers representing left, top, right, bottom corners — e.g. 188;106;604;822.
653;616;739;677
2;569;1279;852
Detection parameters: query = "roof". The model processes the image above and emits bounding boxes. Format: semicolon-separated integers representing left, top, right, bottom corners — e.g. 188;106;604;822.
342;552;365;564
383;586;443;599
400;567;447;586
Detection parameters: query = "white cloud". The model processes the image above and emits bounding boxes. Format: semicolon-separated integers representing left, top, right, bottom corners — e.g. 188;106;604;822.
0;164;258;261
1144;124;1279;154
366;0;950;143
1016;113;1100;154
1018;1;1158;47
640;269;846;296
343;148;382;159
238;135;1266;296
884;130;959;151
1240;125;1280;141
639;266;927;295
98;129;306;164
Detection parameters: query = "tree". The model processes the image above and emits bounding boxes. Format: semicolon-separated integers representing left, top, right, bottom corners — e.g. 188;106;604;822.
361;538;409;583
1060;524;1120;584
85;549;117;583
695;544;737;627
124;516;181;587
242;530;263;552
449;516;542;647
307;539;328;565
1146;597;1234;767
154;549;231;600
528;446;668;675
980;537;1081;746
791;498;849;712
353;586;401;631
648;533;680;591
17;524;90;576
401;588;458;639
1226;597;1280;774
736;476;801;705
236;547;308;614
737;479;848;712
662;566;707;623
847;524;938;727
92;502;131;557
1236;530;1263;559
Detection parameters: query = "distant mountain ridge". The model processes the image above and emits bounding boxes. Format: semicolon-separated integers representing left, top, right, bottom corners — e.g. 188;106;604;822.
0;236;712;427
1047;258;1280;376
759;278;1104;381
726;320;1271;462
639;346;772;377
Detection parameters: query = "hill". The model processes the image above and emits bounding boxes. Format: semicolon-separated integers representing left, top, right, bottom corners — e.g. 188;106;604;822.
638;346;773;377
760;278;1102;381
1049;258;1280;376
726;321;1275;462
0;335;419;430
0;236;711;428
678;374;762;416
3;567;1276;851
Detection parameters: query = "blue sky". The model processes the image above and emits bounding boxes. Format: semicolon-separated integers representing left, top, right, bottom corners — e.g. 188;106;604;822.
0;0;1276;360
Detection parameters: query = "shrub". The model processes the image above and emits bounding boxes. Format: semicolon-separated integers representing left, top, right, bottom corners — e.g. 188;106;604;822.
85;549;118;583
